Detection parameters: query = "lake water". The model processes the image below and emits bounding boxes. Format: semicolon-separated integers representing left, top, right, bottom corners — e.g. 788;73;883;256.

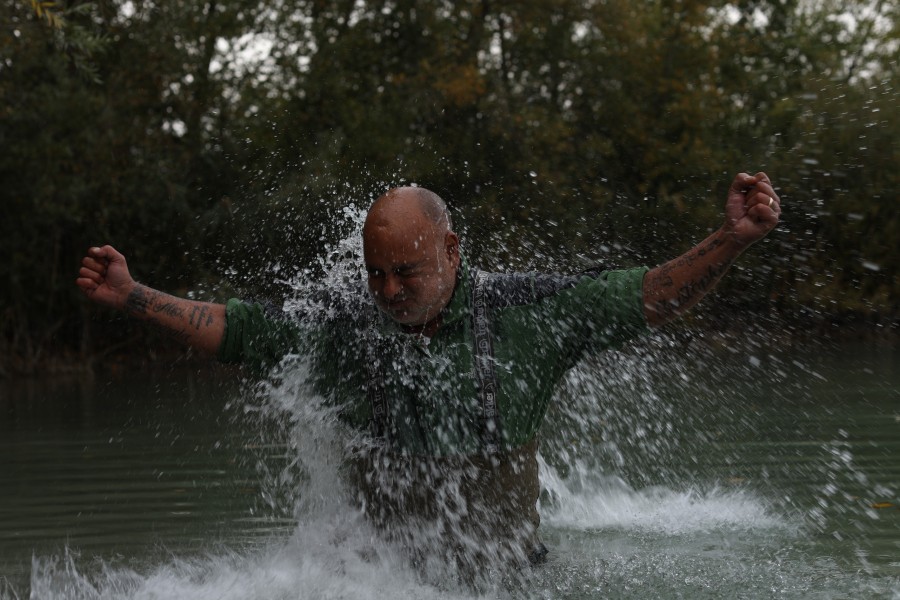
0;337;897;598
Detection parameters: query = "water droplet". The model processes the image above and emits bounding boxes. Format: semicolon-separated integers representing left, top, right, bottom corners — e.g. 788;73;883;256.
860;260;880;272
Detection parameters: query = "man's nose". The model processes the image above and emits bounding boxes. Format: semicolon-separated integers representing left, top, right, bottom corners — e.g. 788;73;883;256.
382;274;402;300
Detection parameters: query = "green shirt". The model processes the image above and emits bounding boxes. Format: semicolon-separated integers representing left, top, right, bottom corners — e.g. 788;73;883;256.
218;260;649;456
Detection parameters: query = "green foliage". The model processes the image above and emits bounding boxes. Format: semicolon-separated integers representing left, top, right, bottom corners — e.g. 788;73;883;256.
0;0;897;373
26;0;107;81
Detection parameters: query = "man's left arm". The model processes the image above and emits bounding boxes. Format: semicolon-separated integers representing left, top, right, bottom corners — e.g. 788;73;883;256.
642;172;781;328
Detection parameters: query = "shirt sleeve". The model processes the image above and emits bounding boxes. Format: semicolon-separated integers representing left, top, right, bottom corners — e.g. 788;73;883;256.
584;266;650;347
547;266;650;365
217;298;306;372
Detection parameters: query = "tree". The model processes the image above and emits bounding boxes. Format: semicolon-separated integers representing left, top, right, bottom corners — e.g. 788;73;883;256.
0;0;896;373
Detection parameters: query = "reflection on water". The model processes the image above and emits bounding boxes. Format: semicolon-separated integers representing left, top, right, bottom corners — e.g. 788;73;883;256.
0;366;283;592
0;341;897;598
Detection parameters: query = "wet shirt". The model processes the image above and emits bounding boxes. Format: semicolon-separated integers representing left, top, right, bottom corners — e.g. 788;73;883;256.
217;258;649;457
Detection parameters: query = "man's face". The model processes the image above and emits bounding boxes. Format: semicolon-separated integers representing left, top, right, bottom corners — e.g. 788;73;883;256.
363;207;459;330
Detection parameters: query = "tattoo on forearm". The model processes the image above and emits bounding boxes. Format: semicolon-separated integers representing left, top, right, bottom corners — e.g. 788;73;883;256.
646;235;731;321
124;286;154;316
697;236;724;257
188;306;214;330
674;263;729;305
125;286;214;345
654;237;725;280
153;302;185;319
655;274;675;289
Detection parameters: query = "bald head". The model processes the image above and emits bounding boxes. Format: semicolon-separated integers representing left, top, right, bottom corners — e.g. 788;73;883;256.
362;187;460;335
365;186;452;232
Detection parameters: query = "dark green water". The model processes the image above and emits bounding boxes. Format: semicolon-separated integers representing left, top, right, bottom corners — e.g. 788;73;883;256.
0;341;897;598
0;366;282;592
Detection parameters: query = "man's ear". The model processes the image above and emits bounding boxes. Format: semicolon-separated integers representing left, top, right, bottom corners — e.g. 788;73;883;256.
445;232;460;265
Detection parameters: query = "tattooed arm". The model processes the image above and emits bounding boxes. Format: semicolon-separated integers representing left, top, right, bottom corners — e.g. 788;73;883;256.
642;172;781;328
77;245;225;354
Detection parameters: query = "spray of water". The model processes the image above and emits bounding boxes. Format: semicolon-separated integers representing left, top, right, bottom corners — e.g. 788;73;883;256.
12;201;898;599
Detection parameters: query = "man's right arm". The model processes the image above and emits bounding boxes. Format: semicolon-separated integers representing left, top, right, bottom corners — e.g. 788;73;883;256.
76;245;225;355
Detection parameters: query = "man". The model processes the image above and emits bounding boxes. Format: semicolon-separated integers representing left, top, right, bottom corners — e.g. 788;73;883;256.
77;172;780;576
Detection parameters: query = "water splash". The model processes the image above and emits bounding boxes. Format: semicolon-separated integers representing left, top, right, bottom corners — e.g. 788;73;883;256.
22;527;491;600
10;209;899;599
540;462;786;535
